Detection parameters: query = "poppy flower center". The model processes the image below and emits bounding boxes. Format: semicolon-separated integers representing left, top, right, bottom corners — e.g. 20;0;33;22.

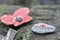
40;24;46;28
15;17;22;22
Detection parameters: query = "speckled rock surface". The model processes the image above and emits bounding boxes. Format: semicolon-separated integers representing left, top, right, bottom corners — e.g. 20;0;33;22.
0;5;60;40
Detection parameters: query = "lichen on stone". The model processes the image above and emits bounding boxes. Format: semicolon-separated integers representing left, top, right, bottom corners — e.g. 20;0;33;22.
23;29;34;40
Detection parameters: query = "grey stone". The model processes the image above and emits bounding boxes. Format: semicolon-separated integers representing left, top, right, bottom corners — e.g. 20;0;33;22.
5;28;17;40
0;35;4;40
0;28;17;40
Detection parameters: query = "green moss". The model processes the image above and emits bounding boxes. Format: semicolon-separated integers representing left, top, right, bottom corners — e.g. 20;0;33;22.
23;29;34;40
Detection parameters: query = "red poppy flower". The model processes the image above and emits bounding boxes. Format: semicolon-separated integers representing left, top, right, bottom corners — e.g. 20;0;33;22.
0;7;33;26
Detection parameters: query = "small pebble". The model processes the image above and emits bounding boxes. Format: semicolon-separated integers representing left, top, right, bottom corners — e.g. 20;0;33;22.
31;23;56;34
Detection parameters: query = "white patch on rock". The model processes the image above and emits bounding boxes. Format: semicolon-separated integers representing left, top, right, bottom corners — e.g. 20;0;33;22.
31;23;56;34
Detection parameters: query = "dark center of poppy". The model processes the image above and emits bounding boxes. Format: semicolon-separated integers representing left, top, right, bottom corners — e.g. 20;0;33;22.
15;17;22;22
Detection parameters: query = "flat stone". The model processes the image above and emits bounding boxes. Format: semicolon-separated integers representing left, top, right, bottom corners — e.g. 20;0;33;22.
5;28;17;40
31;23;56;34
0;34;3;40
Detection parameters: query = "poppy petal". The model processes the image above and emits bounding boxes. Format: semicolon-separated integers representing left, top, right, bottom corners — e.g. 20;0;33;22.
13;7;30;18
23;15;33;22
0;15;15;25
14;21;24;26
